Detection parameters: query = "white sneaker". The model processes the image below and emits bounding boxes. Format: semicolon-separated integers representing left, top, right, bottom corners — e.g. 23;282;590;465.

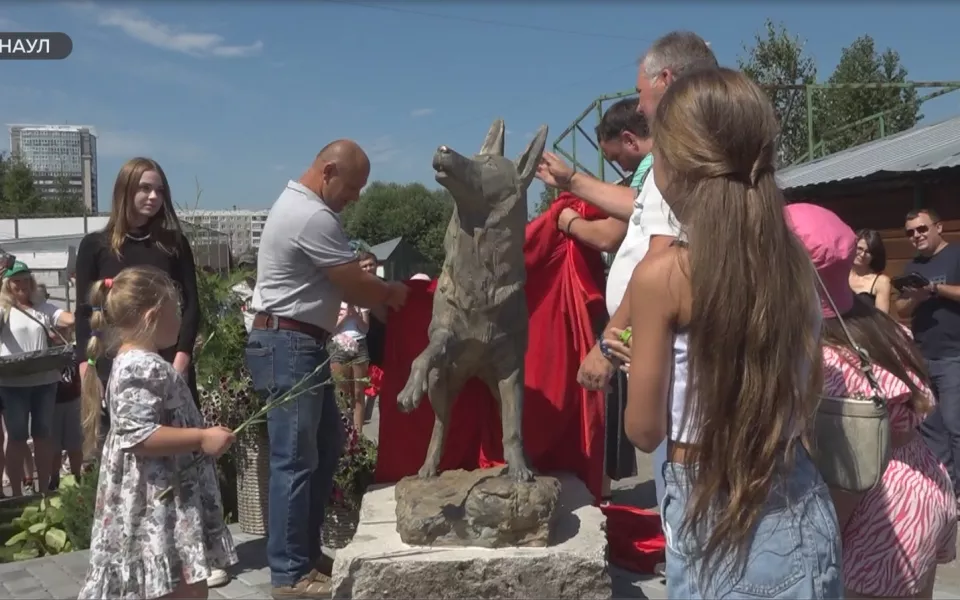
207;568;230;588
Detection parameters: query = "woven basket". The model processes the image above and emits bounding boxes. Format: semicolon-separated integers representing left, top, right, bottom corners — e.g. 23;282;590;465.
323;504;360;549
236;426;270;536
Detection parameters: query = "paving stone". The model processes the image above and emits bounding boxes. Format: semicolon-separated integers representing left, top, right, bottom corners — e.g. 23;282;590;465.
0;568;32;582
235;567;271;587
5;575;43;593
214;578;261;599
44;585;82;599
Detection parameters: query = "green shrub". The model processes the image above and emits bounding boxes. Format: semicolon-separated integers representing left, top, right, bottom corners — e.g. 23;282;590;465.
4;496;72;560
60;465;99;551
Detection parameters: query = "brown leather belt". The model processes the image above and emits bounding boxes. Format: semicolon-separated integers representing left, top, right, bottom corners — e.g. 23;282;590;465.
252;312;330;342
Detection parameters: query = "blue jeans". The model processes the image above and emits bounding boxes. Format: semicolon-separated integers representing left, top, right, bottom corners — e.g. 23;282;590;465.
0;383;57;441
245;328;344;587
661;446;842;598
653;439;667;506
920;356;960;496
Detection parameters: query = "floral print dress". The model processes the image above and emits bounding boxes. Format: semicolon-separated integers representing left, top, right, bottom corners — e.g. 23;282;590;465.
79;349;237;600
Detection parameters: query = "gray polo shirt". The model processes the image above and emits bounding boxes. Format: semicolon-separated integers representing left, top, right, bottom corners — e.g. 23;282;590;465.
251;181;357;331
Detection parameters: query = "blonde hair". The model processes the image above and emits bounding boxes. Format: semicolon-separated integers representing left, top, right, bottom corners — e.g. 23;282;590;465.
105;157;184;258
652;68;823;577
0;273;37;322
80;265;179;455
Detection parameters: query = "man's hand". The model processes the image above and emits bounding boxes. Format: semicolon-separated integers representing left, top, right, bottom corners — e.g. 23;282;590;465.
557;207;580;234
384;281;409;310
902;286;933;302
536;152;575;191
577;343;615;391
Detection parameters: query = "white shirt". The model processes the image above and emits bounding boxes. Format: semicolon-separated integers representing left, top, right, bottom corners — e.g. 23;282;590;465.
231;281;256;334
0;301;64;387
605;169;681;317
335;303;369;339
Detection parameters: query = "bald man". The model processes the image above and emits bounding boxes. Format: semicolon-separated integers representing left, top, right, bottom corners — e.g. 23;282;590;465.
247;140;409;598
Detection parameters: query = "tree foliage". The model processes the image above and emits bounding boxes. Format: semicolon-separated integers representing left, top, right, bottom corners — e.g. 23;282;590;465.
531;186;556;220
341;181;453;270
49;175;87;216
817;35;922;156
738;20;818;166
0;153;87;216
741;26;923;165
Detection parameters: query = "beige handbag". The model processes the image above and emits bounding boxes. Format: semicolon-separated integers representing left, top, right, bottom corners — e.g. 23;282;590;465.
812;269;891;494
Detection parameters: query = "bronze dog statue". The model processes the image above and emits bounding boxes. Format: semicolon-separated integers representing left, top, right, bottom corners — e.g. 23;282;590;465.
396;119;548;482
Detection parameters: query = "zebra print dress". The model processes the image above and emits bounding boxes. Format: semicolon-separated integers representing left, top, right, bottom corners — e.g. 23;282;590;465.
823;345;957;596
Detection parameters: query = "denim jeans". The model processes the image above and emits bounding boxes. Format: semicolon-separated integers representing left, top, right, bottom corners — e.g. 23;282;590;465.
920;356;960;496
0;383;58;441
245;327;344;587
662;446;842;598
653;439;667;506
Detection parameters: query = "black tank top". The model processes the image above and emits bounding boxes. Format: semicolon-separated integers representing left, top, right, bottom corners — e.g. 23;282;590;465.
856;274;880;307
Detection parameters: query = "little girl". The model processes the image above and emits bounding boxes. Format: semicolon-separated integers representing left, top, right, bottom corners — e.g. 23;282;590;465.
77;265;237;600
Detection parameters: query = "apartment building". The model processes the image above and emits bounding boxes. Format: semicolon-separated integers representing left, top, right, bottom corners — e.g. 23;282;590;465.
178;209;268;255
8;124;99;213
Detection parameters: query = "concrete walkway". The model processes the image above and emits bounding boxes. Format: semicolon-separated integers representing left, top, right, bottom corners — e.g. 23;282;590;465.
3;401;960;598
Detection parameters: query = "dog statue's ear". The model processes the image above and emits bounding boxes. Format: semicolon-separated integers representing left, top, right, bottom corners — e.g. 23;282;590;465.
479;119;506;157
515;125;548;190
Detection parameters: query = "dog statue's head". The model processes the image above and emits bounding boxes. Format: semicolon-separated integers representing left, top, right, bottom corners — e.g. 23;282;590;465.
432;119;548;218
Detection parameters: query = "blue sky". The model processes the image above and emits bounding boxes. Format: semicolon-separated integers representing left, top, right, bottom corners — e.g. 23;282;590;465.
2;1;959;215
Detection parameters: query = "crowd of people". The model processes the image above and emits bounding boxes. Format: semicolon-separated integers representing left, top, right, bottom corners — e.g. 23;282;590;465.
538;30;960;600
0;25;956;600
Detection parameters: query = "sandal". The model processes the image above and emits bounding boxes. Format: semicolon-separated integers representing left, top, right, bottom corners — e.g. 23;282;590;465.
272;572;332;599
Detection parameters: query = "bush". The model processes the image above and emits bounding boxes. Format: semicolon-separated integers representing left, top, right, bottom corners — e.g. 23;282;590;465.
4;496;71;560
60;464;99;551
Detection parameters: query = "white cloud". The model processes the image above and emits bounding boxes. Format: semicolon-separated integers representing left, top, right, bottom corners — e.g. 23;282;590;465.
410;108;435;118
271;164;286;172
0;17;21;29
95;7;263;58
365;135;400;165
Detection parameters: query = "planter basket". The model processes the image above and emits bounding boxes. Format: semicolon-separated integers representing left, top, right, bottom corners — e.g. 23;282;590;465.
236;426;270;536
323;504;360;549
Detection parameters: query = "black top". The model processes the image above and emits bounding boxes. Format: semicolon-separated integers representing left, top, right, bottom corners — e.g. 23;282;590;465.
904;243;960;360
73;226;200;375
856;274;880;307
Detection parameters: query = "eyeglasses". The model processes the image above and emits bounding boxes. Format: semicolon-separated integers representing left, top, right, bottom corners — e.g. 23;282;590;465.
906;224;931;238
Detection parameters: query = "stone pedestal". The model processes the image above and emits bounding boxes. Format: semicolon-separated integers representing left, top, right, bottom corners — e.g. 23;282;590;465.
331;471;610;599
395;467;561;548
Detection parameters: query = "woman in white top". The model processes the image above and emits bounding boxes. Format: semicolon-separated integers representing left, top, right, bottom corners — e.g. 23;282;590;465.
328;251;377;432
0;261;74;496
615;69;842;597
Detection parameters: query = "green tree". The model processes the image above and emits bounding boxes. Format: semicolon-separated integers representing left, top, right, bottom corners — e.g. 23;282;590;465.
817;35;922;156
531;186;556;219
739;20;818;166
48;175;86;216
1;157;40;216
341;182;453;270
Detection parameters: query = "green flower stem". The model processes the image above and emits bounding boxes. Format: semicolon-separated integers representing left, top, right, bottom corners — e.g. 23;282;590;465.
156;358;331;501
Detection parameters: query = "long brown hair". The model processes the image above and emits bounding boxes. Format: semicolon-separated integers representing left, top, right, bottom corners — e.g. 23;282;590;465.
652;68;823;575
824;297;932;414
80;265;179;456
104;157;183;257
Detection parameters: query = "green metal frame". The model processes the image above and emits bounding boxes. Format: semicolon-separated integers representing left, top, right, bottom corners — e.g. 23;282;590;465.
553;81;960;181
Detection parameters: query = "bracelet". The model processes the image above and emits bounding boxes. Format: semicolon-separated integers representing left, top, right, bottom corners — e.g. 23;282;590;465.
565;216;581;235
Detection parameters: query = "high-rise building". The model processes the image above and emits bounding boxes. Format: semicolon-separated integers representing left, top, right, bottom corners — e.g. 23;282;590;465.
8;124;99;213
178;209;269;255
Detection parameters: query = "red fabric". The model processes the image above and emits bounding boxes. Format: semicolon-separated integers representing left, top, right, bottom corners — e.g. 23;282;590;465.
601;504;666;574
365;365;383;399
375;193;608;499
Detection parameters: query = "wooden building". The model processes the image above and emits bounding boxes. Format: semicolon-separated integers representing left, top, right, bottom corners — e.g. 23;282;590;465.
778;115;960;277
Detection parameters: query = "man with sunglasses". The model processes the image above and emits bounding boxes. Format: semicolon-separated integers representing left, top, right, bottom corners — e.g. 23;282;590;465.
897;207;960;506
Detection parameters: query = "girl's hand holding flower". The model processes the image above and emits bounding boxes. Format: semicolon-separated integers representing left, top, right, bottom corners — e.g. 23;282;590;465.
605;327;633;370
200;426;236;458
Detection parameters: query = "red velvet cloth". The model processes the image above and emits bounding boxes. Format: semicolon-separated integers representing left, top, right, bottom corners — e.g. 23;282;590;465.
375;193;608;499
602;504;666;574
364;365;383;399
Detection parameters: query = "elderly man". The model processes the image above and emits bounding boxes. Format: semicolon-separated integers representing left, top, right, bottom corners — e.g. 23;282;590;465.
247;140;409;599
536;31;717;508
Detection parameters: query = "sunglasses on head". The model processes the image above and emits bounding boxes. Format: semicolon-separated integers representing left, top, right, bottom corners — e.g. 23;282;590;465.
906;224;932;238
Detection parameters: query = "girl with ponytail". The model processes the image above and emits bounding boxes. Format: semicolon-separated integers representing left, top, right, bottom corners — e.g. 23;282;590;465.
78;265;237;600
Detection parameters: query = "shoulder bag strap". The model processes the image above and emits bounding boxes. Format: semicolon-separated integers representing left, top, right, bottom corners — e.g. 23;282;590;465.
811;266;885;405
12;304;71;347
